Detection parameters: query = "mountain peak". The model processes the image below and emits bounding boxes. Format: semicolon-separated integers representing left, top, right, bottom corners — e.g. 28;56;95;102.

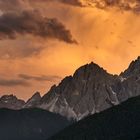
38;61;115;120
0;94;25;110
137;56;140;60
0;94;17;100
73;62;108;80
87;61;102;70
32;91;41;99
24;92;41;108
121;56;140;77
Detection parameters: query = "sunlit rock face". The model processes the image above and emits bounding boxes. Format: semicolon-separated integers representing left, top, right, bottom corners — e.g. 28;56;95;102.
0;94;25;110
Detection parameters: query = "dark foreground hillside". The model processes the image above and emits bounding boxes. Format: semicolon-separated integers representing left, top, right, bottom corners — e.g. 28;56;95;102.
0;108;71;140
48;96;140;140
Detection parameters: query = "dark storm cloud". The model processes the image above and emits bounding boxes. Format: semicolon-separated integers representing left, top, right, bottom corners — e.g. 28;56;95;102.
0;79;30;87
28;0;83;6
0;0;82;12
56;0;83;6
1;0;140;13
18;74;61;82
0;10;77;43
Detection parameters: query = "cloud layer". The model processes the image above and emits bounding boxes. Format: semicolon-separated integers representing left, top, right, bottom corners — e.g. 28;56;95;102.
0;74;61;87
0;79;30;87
56;0;82;6
18;74;61;82
0;10;76;43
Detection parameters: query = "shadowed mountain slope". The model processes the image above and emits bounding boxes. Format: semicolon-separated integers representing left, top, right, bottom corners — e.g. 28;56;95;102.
0;108;71;140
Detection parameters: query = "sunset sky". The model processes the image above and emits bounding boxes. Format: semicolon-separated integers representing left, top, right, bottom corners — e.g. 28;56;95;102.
0;0;140;100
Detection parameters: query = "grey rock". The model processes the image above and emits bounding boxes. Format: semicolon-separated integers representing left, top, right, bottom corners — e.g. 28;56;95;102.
0;94;25;110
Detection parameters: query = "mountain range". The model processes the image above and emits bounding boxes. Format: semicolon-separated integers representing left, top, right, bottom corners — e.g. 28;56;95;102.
1;56;140;140
1;56;140;120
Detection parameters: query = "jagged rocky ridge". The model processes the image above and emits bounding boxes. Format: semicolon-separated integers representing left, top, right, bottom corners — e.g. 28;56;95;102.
1;56;140;120
0;94;25;110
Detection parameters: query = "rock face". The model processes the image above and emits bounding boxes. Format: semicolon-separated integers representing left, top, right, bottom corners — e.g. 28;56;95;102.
0;94;25;110
1;57;140;120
